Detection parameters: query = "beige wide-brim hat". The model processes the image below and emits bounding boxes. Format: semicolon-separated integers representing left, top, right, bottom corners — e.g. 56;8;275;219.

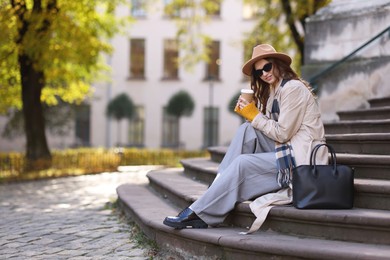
242;44;292;76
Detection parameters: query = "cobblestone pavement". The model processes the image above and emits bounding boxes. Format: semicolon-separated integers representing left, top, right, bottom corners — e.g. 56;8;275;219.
0;166;162;260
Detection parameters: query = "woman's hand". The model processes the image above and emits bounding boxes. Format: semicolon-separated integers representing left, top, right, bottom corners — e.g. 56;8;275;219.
236;96;250;110
234;97;259;122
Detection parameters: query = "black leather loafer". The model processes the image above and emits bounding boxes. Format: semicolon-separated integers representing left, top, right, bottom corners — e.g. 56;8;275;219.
163;208;208;229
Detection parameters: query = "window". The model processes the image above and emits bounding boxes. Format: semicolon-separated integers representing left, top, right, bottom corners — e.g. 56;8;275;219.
162;107;179;148
131;0;147;17
205;40;220;80
75;104;90;147
130;39;146;79
205;0;221;17
203;107;219;147
163;0;180;18
243;41;253;80
128;106;145;147
163;39;179;79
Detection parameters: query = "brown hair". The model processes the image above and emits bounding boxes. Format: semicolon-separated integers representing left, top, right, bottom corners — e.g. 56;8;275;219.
250;58;314;114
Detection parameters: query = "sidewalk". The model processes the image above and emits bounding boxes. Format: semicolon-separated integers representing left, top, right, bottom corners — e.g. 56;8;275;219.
0;166;162;260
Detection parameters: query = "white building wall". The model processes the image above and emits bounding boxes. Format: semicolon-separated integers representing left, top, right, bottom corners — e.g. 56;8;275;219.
90;0;256;150
303;0;390;121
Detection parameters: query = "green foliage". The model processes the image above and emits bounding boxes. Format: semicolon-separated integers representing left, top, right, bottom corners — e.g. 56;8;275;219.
243;0;331;68
106;93;135;121
0;0;130;114
163;0;222;70
228;91;241;115
163;0;330;71
0;148;209;182
166;90;195;118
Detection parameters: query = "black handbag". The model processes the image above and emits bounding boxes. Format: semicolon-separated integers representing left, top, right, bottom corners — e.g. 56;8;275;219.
292;144;354;209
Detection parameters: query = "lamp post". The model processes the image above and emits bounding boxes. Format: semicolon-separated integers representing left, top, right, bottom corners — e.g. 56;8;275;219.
105;53;112;148
208;75;214;147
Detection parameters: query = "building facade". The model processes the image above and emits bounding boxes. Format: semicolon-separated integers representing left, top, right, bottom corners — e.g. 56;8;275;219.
302;0;390;121
91;0;258;150
0;0;258;151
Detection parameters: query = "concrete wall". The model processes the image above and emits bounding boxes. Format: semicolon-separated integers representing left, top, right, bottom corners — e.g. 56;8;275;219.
302;0;390;121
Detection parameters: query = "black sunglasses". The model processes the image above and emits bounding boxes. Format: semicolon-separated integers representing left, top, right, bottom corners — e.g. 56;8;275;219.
255;63;272;77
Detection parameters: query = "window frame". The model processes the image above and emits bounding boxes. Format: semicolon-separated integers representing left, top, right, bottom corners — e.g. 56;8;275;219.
205;40;221;81
162;39;179;80
129;38;146;80
161;107;180;148
128;105;145;147
131;0;147;18
203;106;219;147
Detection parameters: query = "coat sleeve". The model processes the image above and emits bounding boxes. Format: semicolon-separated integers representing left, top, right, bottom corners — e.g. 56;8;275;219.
251;81;309;143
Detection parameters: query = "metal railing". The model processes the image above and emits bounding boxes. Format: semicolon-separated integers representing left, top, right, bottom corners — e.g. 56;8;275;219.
309;25;390;90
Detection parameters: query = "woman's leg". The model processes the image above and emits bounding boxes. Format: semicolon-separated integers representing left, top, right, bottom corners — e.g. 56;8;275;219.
219;122;274;172
191;152;280;226
163;124;277;229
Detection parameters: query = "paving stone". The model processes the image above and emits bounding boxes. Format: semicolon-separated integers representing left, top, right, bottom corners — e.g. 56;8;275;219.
0;167;160;259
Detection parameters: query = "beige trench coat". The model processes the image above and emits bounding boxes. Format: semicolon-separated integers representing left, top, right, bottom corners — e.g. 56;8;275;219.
251;79;328;166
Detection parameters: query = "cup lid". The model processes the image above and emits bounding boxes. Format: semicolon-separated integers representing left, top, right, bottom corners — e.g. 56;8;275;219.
241;89;254;94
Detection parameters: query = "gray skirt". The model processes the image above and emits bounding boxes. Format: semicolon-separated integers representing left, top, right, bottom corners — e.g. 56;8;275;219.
191;122;280;226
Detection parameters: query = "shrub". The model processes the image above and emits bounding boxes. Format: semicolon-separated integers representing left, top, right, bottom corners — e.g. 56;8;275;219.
0;148;208;182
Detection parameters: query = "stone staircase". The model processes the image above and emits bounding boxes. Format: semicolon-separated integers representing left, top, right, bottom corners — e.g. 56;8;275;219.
117;96;390;259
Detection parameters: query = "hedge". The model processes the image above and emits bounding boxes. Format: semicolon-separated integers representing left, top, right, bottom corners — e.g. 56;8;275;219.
0;148;209;182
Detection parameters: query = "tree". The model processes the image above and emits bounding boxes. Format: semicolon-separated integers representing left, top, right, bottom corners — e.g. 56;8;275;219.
163;0;222;70
0;0;127;161
228;91;246;124
244;0;330;66
164;0;330;69
106;93;135;146
2;101;75;139
166;90;195;148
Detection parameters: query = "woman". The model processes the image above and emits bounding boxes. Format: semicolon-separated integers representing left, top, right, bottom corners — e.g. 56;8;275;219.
163;44;328;229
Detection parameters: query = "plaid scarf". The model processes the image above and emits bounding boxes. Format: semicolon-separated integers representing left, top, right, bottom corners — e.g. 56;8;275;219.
271;79;296;188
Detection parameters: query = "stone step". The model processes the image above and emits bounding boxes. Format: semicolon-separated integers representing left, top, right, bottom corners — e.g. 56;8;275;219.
324;119;390;134
146;169;390;245
369;97;390;108
209;134;390;158
207;146;227;163
337;153;390;180
180;157;218;184
337;106;390;120
152;167;390;210
188;152;390;181
117;181;390;259
326;133;390;155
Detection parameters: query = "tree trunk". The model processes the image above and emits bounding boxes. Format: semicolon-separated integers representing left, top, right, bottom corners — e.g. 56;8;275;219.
19;54;51;161
177;117;180;149
11;0;53;162
280;0;304;64
117;120;122;146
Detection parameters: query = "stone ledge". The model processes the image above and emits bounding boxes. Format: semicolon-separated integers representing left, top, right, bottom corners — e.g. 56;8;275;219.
117;183;390;259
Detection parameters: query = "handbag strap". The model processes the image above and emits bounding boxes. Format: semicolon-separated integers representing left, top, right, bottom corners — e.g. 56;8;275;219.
310;144;337;175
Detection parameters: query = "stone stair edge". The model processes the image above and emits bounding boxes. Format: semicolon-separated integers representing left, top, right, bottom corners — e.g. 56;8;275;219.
368;96;390;106
146;168;390;228
181;157;219;169
181;156;390;192
116;183;390;260
118;96;390;258
326;133;390;140
183;154;390;172
208;133;390;149
324;118;390;125
337;106;390;114
147;169;207;203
